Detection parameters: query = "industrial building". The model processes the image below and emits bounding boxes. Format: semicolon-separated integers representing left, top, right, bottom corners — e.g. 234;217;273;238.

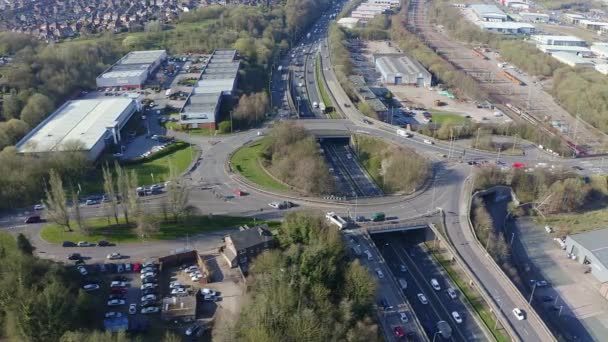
563;13;585;25
591;43;608;58
337;17;361;29
96;50;167;89
549;51;595;68
374;53;432;87
349;75;388;118
565;229;608;283
470;4;508;22
532;35;587;47
367;0;400;7
538;45;592;56
579;19;608;31
179;49;240;130
476;21;535;34
519;12;550;23
16;98;140;160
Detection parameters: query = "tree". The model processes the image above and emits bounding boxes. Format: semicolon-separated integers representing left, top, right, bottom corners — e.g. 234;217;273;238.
70;188;84;232
44;169;71;231
102;163;120;224
115;163;136;225
233;92;269;127
2;93;21;120
20;93;54;127
16;233;34;255
135;210;159;240
166;163;190;223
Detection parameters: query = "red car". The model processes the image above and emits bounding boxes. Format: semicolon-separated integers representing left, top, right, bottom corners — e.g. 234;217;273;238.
110;287;127;294
133;262;142;272
233;189;246;197
393;326;405;338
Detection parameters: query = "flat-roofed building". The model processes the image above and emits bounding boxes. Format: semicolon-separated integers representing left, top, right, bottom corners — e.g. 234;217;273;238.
16;98;139;160
532;34;587;47
96;50;167;89
337;17;361;29
180;49;240;130
374;53;432;87
367;0;400;7
477;21;536;34
470;4;508;22
550;51;595;68
565;229;608;283
563;13;585;24
520;12;550;23
579;19;608;31
538;44;592;56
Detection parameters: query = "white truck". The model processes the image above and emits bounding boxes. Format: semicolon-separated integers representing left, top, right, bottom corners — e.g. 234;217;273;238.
312;101;319;108
325;212;348;229
397;129;413;138
165;89;172;98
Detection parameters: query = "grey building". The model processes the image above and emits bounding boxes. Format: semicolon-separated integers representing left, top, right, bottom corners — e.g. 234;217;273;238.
96;50;167;89
180;49;240;130
470;4;508;22
565;229;608;283
221;224;274;268
374;53;432;87
349;75;388;119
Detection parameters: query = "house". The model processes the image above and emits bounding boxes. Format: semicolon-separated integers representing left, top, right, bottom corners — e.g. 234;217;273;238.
222;224;274;268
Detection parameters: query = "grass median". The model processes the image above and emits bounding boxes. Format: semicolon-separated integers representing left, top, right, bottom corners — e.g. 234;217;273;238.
427;244;510;342
41;216;279;244
230;138;290;192
315;54;339;118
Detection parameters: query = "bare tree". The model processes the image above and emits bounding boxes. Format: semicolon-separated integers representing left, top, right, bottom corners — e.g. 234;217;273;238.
44;169;71;231
135;209;159;241
166;180;190;223
115;162;135;225
102;163;120;224
70;187;84;232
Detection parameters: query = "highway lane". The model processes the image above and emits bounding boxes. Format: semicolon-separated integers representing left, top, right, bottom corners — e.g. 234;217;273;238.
324;142;382;197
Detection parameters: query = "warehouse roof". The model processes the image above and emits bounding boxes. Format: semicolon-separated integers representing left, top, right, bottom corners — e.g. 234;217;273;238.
538;45;592;54
375;54;430;77
579;19;608;27
99;69;147;79
532;34;586;43
17;98;135;153
550;51;594;67
470;4;507;18
520;12;549;17
568;229;608;268
591;43;608;57
478;21;536;29
120;50;166;65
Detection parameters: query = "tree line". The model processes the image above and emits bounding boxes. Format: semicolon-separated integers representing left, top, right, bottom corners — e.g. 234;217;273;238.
235;212;379;341
261;122;335;195
352;134;430;193
429;0;608;133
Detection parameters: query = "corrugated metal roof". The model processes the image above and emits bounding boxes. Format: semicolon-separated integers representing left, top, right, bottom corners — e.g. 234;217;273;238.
375;54;431;78
120;50;166;65
470;4;507;18
569;229;608;268
17;98;135;153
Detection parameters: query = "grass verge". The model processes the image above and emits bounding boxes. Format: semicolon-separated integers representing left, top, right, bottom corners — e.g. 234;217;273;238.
427;244;510;342
315;54;339;118
429;111;470;125
230;138;289;192
124;141;195;185
538;208;608;235
41;215;279;243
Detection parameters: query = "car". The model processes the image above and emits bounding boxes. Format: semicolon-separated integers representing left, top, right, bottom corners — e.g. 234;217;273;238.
141;299;156;308
68;253;82;260
97;264;107;273
98;240;111;247
379;298;392;310
268;202;280;209
110;287;128;294
129;304;137;315
140;266;156;274
200;288;217;296
83;284;100;291
108;294;125;300
375;269;384;279
430;278;441;291
107;299;126;306
142;288;157;296
541;295;554;302
141;294;157;302
169;281;183;289
447;288;458;300
141;272;156;279
399;264;407;272
110;281;127;288
76;266;88;275
512;308;525;320
112;275;128;282
107;253;122;260
535;280;548;287
399;312;409;323
142;276;156;284
141;283;157;290
185;324;204;337
34;204;45;211
417;293;428;305
452;311;463;324
171;287;188;295
141;306;160;314
105;312;122;318
133;263;142;272
62;241;76;247
142;261;156;268
116;264;124;273
124;263;132;272
77;241;92;247
423;139;434;145
191;274;203;281
203;294;220;302
24;215;42;224
184;265;198;273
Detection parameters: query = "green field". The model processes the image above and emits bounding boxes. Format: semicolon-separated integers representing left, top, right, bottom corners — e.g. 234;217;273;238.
41;215;279;243
540;209;608;235
125;141;195;185
230;139;289;192
430;111;470;125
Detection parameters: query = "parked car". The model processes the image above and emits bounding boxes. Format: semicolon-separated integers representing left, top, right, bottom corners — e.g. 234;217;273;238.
107;299;126;306
68;253;82;260
141;294;157;302
112;275;128;282
33;204;45;211
141;299;156;307
133;263;142;272
105;312;122;318
393;326;405;338
62;241;76;247
185;324;203;337
110;287;128;294
116;264;124;273
141;306;160;314
399;264;407;272
108;294;125;300
171;287;188;295
129;304;137;315
200;288;217;296
141;283;158;290
77;241;92;247
140;272;156;279
98;240;111;247
142;288;157;296
142;261;156;268
375;269;384;279
535;280;548;287
169;281;183;289
24;216;42;224
110;281;127;288
399;312;409;323
124;263;132;272
107;253;122;260
141;266;156;274
83;284;100;291
76;266;88;275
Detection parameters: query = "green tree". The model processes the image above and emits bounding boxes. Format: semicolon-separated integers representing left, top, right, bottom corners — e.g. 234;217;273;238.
16;233;34;255
44;169;71;231
20;93;54;127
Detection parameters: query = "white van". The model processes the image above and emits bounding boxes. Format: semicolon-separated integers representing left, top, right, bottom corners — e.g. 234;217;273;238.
313;101;319;108
423;139;434;145
431;278;441;291
397;129;413;138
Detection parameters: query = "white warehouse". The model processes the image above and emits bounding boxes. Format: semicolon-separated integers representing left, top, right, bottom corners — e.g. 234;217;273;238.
16;98;139;160
96;50;167;89
374;54;432;87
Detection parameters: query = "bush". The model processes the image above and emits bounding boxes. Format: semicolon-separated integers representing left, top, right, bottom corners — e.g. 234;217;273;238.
218;121;232;133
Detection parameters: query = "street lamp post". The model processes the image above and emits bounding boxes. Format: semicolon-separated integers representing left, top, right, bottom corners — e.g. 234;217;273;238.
529;282;537;304
432;332;440;342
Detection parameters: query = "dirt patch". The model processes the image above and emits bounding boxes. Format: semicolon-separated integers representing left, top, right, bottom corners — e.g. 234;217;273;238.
208;253;246;340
